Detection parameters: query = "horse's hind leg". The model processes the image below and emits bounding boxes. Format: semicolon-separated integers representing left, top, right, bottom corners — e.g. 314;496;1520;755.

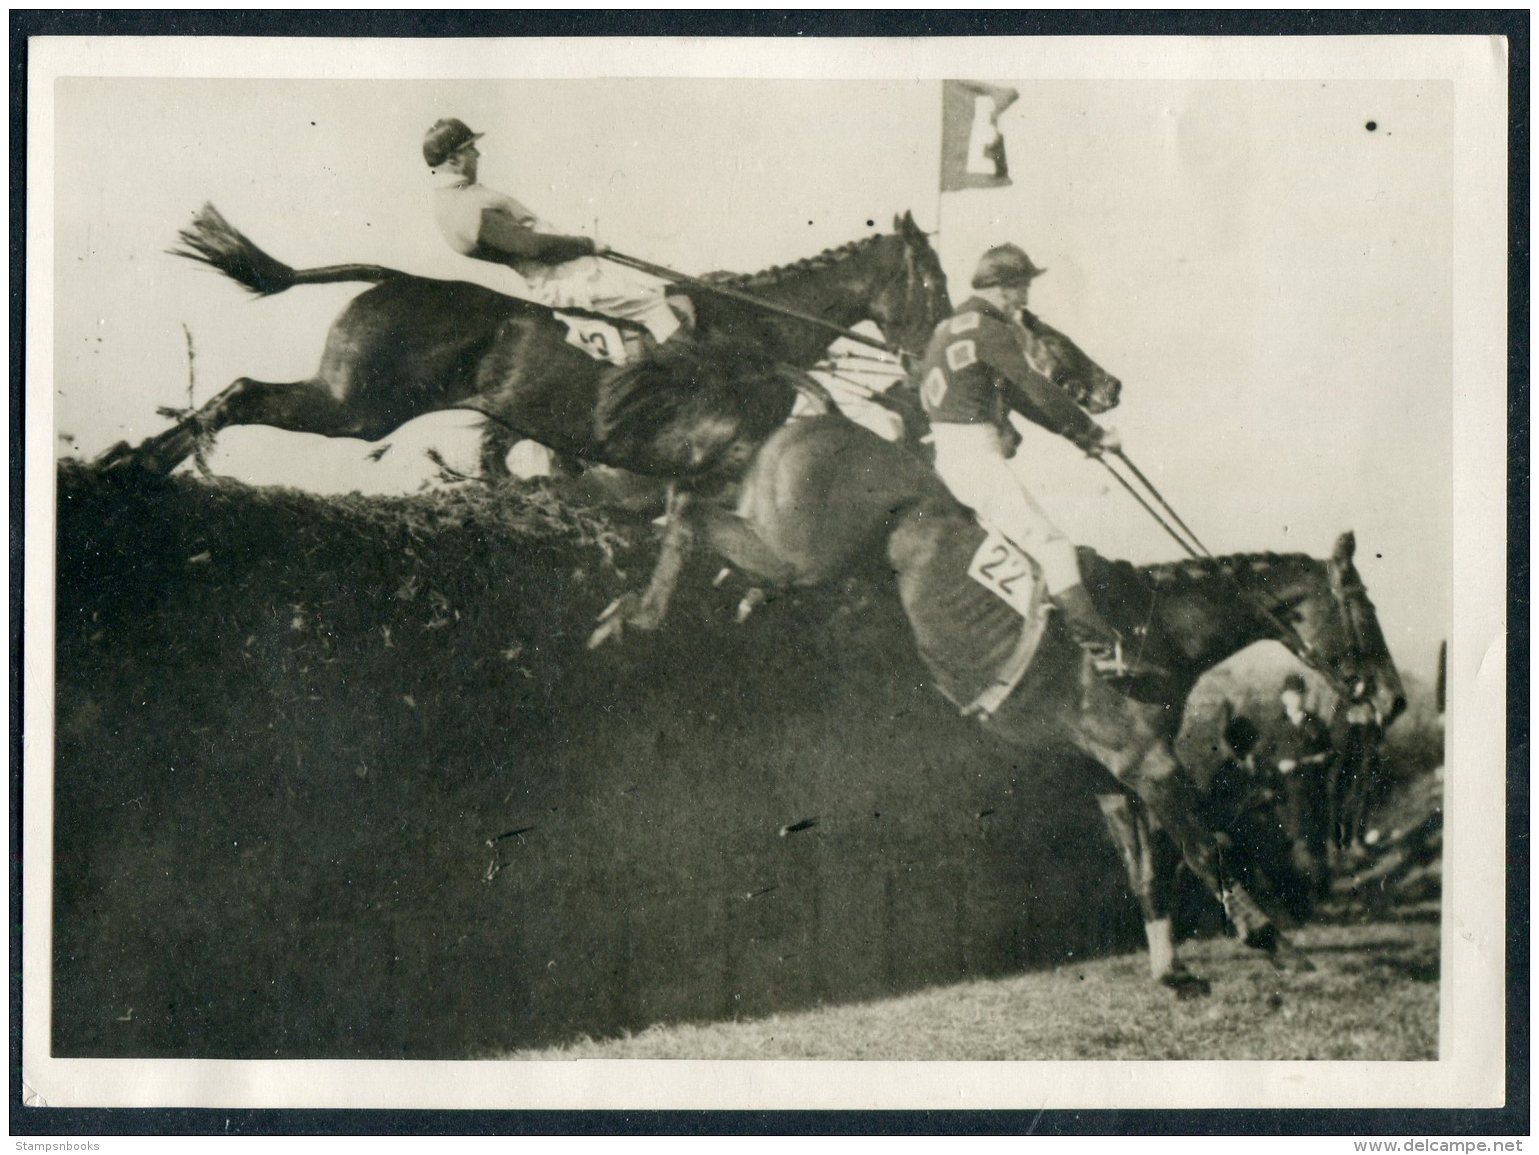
1096;792;1209;998
101;377;352;476
1085;729;1311;973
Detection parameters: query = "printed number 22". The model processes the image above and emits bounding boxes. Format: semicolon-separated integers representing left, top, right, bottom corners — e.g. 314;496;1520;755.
978;543;1026;595
582;331;611;359
967;529;1036;619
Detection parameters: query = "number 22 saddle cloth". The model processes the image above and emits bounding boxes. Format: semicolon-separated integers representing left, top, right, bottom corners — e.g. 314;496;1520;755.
896;517;1054;719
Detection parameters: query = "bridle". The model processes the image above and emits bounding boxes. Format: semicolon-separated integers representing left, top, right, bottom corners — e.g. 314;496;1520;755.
1324;564;1381;696
862;232;940;367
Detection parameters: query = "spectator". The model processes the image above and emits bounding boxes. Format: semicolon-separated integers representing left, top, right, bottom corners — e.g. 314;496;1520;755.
1202;716;1312;921
1266;672;1336;900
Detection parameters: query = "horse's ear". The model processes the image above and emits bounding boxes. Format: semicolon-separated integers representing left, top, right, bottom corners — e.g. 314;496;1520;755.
894;210;920;237
1332;531;1357;566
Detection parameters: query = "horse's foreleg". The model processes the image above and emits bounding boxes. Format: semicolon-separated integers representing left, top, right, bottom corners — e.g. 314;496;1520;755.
1096;792;1210;998
694;506;801;587
589;484;696;648
477;420;521;481
99;377;350;477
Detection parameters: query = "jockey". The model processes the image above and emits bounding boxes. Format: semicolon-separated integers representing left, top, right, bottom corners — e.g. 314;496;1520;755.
423;118;682;345
916;243;1159;679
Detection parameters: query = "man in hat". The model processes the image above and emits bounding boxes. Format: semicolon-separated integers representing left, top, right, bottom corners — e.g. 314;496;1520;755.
1266;672;1337;897
1202;715;1312;920
913;242;1158;679
422;118;682;345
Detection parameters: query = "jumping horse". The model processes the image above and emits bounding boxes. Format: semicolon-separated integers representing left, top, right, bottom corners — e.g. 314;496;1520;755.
586;307;1125;645
590;413;1407;993
97;206;955;483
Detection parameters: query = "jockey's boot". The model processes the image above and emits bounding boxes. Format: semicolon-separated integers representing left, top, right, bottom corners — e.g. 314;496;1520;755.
1054;583;1168;681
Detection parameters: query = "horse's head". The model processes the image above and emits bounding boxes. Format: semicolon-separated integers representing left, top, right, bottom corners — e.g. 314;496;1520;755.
1018;309;1122;415
1279;533;1407;727
866;211;952;358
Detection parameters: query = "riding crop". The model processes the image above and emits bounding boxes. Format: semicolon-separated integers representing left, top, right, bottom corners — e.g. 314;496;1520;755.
1093;447;1359;700
600;249;910;360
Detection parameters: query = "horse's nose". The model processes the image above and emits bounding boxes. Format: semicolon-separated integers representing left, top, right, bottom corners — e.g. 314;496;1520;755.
1103;375;1123;406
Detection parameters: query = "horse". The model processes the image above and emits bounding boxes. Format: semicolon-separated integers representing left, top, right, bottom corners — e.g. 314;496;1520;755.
96;206;955;483
588;413;1407;994
586;310;1125;646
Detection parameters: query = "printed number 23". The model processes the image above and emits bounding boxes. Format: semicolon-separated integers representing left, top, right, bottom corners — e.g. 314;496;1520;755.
582;331;611;358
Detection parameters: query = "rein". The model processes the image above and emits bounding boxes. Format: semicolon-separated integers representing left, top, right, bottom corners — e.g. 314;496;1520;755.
1097;449;1360;700
604;249;915;360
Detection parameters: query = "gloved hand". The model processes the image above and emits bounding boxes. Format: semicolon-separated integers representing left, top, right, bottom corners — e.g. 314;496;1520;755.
1081;424;1122;456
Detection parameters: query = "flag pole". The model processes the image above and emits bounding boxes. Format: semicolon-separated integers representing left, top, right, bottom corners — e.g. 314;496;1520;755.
933;80;948;240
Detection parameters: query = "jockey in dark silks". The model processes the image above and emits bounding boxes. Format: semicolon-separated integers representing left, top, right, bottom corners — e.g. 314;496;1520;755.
915;243;1161;679
423;118;682;345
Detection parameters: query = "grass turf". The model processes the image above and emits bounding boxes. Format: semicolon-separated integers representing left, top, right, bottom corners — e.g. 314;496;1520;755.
506;907;1439;1061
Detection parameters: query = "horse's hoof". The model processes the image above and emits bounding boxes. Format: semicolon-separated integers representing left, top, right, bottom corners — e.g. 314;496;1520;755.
1245;924;1315;972
735;587;767;623
587;604;627;650
94;441;142;473
1160;970;1212;1000
1267;938;1316;973
588;594;645;650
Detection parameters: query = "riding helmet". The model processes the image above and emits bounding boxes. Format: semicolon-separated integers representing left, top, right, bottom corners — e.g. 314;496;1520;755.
423;118;484;168
971;243;1047;289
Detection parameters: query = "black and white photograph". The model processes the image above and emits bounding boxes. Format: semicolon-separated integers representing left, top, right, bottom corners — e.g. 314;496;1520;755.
20;31;1511;1113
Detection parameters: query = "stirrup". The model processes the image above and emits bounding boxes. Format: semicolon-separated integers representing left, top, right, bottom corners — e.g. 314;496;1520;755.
1082;639;1164;681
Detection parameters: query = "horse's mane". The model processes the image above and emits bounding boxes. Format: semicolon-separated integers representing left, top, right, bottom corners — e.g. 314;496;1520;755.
712;232;897;292
1081;548;1320;597
1141;551;1318;590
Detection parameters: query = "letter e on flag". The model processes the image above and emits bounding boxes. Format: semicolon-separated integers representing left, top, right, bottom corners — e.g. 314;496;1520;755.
940;80;1019;191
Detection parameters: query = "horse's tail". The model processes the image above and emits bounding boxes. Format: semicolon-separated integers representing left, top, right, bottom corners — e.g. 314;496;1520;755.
168;203;404;297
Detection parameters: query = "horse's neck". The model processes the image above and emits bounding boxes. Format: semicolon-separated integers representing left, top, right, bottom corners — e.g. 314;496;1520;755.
718;244;894;353
1135;552;1326;674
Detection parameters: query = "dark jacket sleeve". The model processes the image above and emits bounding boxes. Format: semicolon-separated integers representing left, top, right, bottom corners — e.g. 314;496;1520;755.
477;207;597;265
979;320;1102;446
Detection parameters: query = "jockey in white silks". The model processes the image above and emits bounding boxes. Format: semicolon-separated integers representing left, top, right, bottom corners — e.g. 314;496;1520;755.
423;118;681;346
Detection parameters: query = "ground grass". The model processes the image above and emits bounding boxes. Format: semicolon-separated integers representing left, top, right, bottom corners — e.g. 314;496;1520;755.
507;905;1439;1061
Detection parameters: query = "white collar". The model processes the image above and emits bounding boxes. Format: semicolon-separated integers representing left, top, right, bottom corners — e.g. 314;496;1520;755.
430;168;474;190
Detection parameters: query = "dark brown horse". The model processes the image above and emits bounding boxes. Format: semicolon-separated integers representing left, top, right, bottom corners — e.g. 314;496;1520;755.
587;309;1125;644
592;413;1407;993
97;206;954;482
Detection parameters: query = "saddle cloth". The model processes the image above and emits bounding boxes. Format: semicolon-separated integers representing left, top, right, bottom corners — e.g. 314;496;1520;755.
556;313;641;365
898;516;1054;718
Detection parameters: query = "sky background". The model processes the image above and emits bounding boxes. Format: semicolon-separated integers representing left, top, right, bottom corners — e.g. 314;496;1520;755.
52;77;1453;678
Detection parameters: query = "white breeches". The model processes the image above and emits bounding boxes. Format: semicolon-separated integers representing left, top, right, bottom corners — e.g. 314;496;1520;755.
930;422;1084;594
524;257;681;343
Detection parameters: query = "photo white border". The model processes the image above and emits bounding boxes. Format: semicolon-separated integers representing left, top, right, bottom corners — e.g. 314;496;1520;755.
21;32;1511;1111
